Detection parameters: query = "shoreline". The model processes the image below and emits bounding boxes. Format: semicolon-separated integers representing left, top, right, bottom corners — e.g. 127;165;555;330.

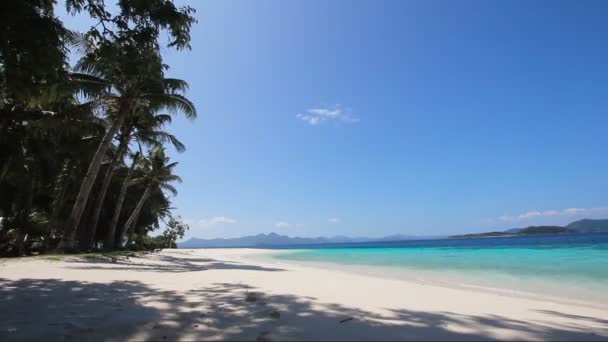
1;248;607;341
248;249;608;311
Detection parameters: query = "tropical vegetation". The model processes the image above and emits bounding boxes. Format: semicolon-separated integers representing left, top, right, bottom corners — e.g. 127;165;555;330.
0;0;196;256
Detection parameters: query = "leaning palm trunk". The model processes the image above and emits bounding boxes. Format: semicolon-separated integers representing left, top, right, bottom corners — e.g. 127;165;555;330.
104;151;139;249
46;159;74;251
60;110;128;249
82;163;116;249
84;142;128;249
118;184;151;248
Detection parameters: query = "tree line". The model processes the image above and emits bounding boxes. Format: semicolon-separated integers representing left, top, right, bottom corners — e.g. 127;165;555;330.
0;0;197;255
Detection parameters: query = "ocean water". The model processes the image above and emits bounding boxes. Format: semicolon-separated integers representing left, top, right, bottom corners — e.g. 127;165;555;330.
266;233;608;306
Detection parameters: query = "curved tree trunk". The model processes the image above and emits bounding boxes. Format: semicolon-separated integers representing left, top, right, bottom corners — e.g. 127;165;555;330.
46;159;73;251
59;110;128;249
83;141;128;249
81;164;115;249
118;184;150;248
104;151;139;250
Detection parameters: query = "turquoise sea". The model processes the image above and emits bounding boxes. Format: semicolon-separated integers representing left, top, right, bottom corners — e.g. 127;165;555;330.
266;233;608;306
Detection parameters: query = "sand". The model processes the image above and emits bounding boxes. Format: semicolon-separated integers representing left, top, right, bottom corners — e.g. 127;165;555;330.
0;248;606;341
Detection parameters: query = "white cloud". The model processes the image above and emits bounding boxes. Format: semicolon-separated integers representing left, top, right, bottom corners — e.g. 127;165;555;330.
296;105;358;125
497;207;608;222
198;216;237;227
309;108;341;117
275;221;291;228
328;218;341;224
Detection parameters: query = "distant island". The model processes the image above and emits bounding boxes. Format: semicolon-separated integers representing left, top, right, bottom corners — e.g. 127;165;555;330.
450;219;608;239
179;218;608;248
179;233;440;248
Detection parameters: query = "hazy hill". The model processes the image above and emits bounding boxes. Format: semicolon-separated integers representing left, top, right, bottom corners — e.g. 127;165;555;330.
179;219;608;247
450;219;607;238
566;219;608;233
178;233;436;248
519;226;574;234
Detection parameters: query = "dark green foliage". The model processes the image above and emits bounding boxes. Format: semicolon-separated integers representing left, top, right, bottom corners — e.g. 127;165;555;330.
0;0;197;256
161;216;189;248
128;235;169;251
0;0;70;106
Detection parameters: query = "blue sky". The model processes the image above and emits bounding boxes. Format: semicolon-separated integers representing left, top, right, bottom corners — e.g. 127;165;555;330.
60;1;608;239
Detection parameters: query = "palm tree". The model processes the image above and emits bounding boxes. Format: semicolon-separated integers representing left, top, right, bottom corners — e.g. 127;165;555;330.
85;111;185;249
117;147;181;248
98;110;187;250
1;0;197;255
0;99;103;255
59;42;196;249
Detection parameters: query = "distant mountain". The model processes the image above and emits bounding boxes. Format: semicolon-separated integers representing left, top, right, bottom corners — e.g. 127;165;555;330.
180;219;608;247
178;233;437;248
519;226;575;234
566;219;608;233
450;219;608;239
504;228;523;234
449;231;514;239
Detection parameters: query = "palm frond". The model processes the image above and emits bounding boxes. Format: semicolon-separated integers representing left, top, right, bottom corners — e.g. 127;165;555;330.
163;162;179;172
146;93;197;119
72;58;105;80
65;30;89;56
162;78;190;93
154;114;172;125
139;130;186;153
162;174;182;184
160;183;178;196
128;177;147;187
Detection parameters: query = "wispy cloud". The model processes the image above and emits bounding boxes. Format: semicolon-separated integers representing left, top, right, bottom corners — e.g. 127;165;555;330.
328;217;341;224
497;207;608;222
274;221;291;228
297;105;358;125
197;216;237;227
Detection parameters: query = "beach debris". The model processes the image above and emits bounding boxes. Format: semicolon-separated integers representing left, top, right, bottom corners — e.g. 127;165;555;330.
256;331;272;342
339;317;354;324
245;292;258;303
193;324;199;328
269;310;281;319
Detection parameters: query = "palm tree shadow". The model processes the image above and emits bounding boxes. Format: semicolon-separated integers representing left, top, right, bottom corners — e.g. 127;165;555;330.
64;253;286;273
1;278;605;341
0;278;164;341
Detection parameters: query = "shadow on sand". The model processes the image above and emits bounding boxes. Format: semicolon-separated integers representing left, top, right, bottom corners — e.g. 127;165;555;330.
64;253;286;273
0;277;605;341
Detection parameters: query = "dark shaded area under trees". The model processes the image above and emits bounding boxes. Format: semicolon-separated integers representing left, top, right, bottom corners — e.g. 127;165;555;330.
0;0;197;255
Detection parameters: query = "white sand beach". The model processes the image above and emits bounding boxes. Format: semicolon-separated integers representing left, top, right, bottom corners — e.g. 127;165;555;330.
1;248;606;341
